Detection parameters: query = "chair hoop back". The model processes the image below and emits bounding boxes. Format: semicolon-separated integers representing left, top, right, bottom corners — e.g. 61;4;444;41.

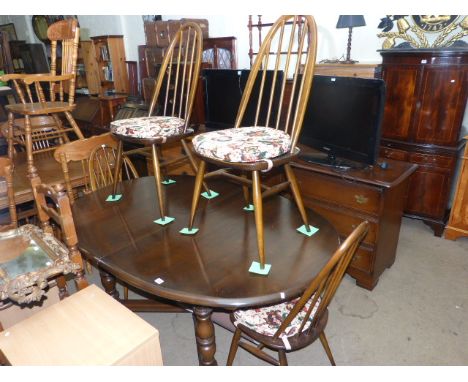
272;221;369;340
235;15;317;149
147;21;203;132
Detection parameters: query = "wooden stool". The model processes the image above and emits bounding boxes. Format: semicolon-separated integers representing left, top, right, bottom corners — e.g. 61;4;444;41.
0;285;163;365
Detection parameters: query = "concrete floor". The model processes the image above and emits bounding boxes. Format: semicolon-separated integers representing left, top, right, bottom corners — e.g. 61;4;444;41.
88;217;468;366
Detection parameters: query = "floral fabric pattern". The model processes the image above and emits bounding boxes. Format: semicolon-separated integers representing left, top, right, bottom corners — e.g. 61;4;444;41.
192;127;291;163
233;295;320;338
110;116;186;139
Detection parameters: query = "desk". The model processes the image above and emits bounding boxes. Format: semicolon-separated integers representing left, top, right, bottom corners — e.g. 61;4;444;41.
73;175;339;365
0;151;87;210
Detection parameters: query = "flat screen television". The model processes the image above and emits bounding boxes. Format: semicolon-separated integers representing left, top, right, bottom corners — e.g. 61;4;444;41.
298;75;386;168
202;69;283;130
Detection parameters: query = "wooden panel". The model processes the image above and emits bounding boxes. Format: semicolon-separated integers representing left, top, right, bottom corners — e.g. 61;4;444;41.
108;37;129;94
79;41;100;94
314;63;378;78
349;245;374;273
380;146;409;161
295;168;382;216
415;66;467;146
381;65;420;141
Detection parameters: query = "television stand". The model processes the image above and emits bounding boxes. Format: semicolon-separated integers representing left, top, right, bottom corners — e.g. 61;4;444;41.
291;153;417;290
298;152;368;171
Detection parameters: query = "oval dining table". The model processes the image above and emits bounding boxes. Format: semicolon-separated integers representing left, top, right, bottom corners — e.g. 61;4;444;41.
72;175;339;365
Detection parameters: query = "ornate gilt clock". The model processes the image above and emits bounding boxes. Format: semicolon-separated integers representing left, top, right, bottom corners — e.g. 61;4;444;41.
378;15;468;49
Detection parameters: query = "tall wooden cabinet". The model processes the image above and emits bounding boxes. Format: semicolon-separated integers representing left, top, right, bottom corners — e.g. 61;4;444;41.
81;35;129;95
379;49;468;236
445;135;468;240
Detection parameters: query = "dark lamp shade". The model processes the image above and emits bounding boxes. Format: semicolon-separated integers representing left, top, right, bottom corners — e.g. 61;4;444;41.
336;15;366;28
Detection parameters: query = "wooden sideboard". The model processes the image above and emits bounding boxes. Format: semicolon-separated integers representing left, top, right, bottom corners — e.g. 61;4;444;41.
379;49;468;236
445;135;468;240
291;152;417;290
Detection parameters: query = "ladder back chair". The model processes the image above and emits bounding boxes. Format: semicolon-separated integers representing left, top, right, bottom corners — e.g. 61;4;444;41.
0;19;84;178
226;221;369;366
110;22;203;225
53;133;139;204
184;15;318;269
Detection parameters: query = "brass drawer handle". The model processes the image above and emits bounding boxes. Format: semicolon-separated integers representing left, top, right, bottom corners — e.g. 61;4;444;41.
354;194;369;204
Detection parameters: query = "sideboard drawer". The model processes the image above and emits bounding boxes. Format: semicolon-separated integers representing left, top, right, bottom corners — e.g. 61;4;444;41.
349;245;374;273
380;146;409;161
296;169;382;215
307;200;377;246
409;152;455;169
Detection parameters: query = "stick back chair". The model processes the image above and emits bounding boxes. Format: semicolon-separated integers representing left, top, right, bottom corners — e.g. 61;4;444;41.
109;22;203;225
184;15;318;268
226;221;369;366
53;133;139;204
0;19;84;178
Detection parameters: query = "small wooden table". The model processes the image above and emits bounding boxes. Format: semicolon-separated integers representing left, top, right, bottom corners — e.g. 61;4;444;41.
98;94;127;127
73;175;339;365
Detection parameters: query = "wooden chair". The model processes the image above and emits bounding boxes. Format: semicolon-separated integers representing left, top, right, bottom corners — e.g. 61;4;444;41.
226;221;369;366
110;22;203;225
53;133;139;204
0;157;17;231
184;15;318;268
0;19;84;178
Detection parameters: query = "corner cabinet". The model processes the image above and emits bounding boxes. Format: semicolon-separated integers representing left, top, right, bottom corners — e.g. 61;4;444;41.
379;49;468;236
81;35;129;96
445;135;468;240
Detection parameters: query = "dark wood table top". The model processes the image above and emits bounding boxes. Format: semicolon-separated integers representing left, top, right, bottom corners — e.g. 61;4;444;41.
73;175;340;309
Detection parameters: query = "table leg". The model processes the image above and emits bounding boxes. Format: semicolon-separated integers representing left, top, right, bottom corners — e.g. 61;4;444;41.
193;306;217;366
99;269;120;299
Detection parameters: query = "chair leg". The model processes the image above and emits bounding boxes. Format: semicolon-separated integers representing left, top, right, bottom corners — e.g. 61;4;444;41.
23;115;38;178
56;275;69;300
226;327;242;366
241;172;250;206
284;164;310;230
111;140;124;196
188;160;206;229
63;111;84;139
7;112;14;162
252;171;265;267
151;143;166;220
319;331;336;366
278;349;288;366
180;138;211;195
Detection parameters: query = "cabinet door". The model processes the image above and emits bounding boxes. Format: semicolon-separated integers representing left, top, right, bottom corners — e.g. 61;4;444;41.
381;65;420;141
415;66;468;146
80;41;100;95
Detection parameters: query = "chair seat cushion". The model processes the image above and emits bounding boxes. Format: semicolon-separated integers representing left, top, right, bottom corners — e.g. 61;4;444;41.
192;127;291;163
233;295;320;338
110;116;186;139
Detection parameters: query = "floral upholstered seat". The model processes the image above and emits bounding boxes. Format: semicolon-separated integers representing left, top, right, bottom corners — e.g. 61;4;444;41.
233;295;320;338
192;126;291;163
110;116;186;140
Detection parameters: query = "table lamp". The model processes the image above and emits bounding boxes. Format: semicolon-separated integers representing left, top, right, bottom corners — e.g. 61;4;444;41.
336;15;366;64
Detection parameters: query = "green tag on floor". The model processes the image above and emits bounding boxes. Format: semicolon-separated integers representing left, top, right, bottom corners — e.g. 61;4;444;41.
243;204;254;211
106;194;122;202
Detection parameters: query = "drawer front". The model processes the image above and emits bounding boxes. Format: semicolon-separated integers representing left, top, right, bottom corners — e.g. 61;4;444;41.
349;245;374;273
296;169;382;215
409;152;455;169
380;146;409;161
307;200;377;246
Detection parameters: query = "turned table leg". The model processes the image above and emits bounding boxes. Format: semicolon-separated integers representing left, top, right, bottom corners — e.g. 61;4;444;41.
99;269;119;299
193;306;217;366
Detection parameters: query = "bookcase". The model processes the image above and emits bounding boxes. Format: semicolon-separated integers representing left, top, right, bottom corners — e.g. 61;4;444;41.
82;35;129;95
